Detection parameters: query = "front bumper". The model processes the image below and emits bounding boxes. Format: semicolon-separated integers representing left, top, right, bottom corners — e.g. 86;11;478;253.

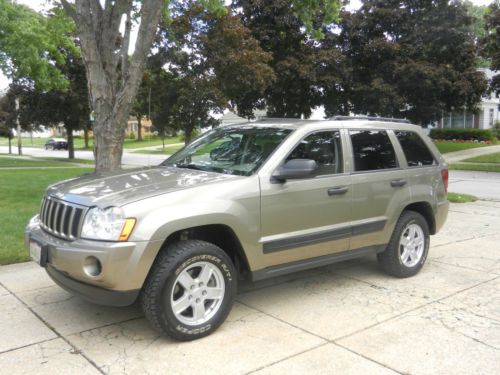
25;216;164;306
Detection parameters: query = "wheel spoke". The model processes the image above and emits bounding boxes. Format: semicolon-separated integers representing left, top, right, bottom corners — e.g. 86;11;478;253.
400;235;410;246
176;271;195;290
198;263;213;284
172;295;192;315
401;248;410;262
204;287;224;300
409;226;417;240
192;302;206;321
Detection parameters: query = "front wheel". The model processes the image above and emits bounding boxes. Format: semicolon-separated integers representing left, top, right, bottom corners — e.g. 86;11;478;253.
377;210;430;278
141;240;237;341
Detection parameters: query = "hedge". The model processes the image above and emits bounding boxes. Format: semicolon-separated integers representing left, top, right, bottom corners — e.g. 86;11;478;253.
429;128;493;142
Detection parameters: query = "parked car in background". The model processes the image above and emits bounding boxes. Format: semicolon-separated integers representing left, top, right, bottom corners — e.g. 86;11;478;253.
44;138;68;150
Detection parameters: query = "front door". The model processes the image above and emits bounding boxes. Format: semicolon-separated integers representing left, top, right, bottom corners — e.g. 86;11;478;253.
259;130;352;269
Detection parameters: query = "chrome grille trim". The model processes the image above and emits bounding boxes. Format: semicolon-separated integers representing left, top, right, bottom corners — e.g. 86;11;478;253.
39;197;87;240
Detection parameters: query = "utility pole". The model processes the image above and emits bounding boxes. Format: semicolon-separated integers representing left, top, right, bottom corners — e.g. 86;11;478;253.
15;97;22;155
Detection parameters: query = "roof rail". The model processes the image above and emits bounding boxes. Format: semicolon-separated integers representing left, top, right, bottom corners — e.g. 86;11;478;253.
330;116;411;124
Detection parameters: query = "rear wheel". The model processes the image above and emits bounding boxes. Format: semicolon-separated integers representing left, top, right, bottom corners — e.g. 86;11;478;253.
141;240;237;341
377;210;430;278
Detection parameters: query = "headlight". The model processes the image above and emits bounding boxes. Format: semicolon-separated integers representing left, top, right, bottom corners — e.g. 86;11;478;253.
81;206;136;241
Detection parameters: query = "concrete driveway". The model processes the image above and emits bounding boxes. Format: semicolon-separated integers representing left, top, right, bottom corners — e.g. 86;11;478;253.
0;201;499;375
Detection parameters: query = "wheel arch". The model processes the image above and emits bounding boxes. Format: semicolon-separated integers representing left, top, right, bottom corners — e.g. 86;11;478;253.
155;224;251;280
402;201;436;234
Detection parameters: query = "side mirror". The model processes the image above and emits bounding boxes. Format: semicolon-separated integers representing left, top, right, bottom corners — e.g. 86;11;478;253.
271;159;317;183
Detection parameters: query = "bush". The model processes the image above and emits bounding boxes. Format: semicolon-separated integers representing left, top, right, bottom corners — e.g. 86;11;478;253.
429;128;493;142
493;121;500;139
127;132;136;140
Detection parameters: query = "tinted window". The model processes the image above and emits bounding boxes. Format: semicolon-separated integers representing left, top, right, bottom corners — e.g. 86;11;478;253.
286;131;343;176
350;130;397;171
395;131;436;167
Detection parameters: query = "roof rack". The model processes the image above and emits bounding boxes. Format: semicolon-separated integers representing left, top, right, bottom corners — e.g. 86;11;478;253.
330;116;411;124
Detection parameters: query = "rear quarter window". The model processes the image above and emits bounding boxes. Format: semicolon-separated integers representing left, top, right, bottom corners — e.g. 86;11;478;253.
395;131;436;167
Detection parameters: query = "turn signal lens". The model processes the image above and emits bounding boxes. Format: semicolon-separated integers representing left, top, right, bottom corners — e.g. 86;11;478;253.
119;219;136;242
441;168;449;193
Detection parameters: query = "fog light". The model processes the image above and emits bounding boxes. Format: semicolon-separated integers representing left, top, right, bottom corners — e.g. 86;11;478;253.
83;256;102;277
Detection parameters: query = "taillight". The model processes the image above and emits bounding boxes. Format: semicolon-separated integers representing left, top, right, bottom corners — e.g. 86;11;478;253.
441;168;449;193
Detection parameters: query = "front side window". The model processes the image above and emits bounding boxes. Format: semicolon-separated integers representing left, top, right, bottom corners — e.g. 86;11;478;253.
164;127;292;176
350;130;398;172
395;131;436;167
286;131;343;176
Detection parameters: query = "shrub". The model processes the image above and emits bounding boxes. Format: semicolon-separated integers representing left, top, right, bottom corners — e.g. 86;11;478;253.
127;132;136;140
429;128;493;142
492;121;500;139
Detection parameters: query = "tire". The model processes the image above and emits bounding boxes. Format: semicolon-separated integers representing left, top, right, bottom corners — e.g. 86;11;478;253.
141;240;237;341
377;210;430;278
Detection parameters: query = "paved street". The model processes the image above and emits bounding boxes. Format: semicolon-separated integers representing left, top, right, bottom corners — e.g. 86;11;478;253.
449;170;500;201
0;146;168;167
0;201;499;374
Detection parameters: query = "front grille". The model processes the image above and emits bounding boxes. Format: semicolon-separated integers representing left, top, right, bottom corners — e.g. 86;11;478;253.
39;197;87;240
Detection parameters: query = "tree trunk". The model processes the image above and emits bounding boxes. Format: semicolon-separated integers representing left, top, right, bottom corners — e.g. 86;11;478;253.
84;127;89;148
61;0;164;172
137;114;143;141
8;137;12;154
93;102;130;171
184;126;194;145
67;127;75;159
15;97;22;155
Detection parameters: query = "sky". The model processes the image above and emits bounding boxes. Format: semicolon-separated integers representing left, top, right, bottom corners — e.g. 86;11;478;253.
0;0;495;91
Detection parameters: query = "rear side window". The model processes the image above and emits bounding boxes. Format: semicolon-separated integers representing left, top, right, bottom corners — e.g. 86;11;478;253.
350;130;398;172
395;131;436;167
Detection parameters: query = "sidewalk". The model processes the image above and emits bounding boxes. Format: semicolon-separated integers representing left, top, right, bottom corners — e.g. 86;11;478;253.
443;144;500;163
1;201;499;374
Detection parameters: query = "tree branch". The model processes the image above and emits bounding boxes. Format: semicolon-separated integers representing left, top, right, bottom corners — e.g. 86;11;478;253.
120;9;132;77
59;0;78;22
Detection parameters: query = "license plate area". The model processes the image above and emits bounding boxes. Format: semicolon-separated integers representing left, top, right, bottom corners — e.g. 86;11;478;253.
29;238;48;267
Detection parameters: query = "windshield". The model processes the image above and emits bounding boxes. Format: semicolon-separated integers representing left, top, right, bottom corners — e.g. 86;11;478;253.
163;126;292;176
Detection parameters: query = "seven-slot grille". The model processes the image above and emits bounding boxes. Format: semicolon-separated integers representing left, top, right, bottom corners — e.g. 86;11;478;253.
39;197;87;240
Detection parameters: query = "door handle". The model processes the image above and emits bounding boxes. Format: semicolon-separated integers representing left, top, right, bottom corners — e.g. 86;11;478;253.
328;186;349;196
390;179;407;187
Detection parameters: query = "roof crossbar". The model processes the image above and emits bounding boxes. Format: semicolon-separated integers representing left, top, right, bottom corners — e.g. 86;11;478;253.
330;116;411;124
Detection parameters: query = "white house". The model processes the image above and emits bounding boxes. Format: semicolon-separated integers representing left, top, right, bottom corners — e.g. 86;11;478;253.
439;68;500;130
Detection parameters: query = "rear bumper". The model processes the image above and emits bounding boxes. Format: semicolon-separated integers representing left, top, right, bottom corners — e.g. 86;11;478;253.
435;200;449;233
46;264;140;306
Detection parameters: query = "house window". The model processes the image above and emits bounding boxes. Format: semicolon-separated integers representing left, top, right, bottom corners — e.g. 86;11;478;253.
489;108;494;127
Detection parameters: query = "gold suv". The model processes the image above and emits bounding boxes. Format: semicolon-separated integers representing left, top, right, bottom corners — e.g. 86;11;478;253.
25;117;449;340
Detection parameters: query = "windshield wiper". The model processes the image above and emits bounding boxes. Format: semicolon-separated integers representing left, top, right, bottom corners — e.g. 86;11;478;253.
171;163;206;171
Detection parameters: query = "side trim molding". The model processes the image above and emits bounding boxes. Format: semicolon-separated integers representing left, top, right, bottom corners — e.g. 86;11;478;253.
262;219;386;254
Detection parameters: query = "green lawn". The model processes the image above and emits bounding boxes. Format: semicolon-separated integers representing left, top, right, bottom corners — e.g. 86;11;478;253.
462;152;500;164
433;141;489;154
132;144;184;155
0;136;182;150
0;155;94;167
447;192;478;203
449;163;500;173
0;167;93;265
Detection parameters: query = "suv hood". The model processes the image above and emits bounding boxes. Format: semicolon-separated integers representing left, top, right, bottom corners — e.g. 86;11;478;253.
45;166;239;207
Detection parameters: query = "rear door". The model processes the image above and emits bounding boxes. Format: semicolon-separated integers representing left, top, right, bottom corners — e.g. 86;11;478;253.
348;129;411;251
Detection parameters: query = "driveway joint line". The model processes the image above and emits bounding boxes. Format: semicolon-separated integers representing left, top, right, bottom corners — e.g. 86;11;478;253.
333;275;500;342
243;342;329;375
237;300;403;375
0;337;57;356
332;342;403;374
0;281;107;375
